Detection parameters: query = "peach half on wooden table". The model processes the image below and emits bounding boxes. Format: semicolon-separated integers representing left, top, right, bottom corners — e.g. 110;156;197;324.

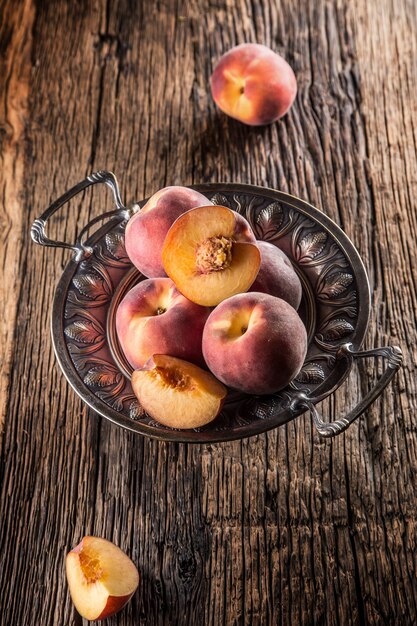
125;186;211;278
211;43;297;126
116;277;211;370
203;292;307;395
132;354;227;429
66;536;139;621
162;205;260;306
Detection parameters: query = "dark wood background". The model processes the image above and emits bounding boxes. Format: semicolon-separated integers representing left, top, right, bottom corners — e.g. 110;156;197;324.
1;0;416;624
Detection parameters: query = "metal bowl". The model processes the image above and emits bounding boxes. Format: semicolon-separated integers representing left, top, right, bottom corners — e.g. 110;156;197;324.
31;171;402;442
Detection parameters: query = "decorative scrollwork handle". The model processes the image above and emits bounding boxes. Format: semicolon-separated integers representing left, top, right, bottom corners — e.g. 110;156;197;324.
31;170;133;261
295;343;403;437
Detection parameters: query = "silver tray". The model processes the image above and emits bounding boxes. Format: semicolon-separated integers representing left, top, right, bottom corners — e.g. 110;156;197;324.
31;171;402;442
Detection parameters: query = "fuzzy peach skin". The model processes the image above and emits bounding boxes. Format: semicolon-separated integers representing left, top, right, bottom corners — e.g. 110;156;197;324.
125;186;211;277
116;278;211;369
249;241;302;309
66;536;139;621
202;292;307;394
211;43;297;126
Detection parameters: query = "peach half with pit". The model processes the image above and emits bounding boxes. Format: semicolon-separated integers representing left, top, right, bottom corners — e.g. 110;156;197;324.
202;292;307;394
162;205;260;306
116;278;211;369
249;241;302;309
125;186;211;278
132;354;227;429
211;43;297;126
66;536;139;621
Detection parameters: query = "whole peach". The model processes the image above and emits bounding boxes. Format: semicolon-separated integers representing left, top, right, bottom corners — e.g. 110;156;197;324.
125;186;211;277
202;292;307;394
116;278;211;369
250;241;302;309
211;43;297;126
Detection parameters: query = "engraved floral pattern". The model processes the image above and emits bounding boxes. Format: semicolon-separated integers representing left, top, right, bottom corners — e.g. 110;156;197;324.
317;272;353;299
296;231;327;263
65;319;104;344
295;362;326;384
252;202;283;239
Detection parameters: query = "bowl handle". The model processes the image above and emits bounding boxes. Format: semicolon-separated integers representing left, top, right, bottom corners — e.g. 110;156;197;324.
296;343;403;438
30;170;133;261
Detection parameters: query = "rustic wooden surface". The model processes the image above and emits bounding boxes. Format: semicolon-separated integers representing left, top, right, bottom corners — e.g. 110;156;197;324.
1;0;416;624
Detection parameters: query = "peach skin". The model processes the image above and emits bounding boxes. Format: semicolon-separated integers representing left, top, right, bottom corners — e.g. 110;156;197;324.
250;241;302;309
125;186;211;278
211;43;297;126
116;278;211;369
202;292;307;394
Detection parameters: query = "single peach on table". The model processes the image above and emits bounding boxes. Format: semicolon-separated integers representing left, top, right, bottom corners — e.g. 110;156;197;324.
211;43;297;126
162;205;260;306
132;354;227;429
116;278;211;369
203;292;307;394
125;186;211;278
250;241;302;309
66;536;139;621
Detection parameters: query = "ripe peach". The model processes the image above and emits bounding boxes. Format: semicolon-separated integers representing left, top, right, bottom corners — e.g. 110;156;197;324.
132;354;227;429
116;278;211;369
66;536;139;621
125;186;211;277
211;43;297;126
250;241;302;309
162;205;260;306
202;292;307;394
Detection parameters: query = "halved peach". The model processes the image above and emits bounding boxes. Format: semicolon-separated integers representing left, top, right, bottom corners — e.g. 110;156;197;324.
131;354;227;429
162;205;260;306
66;536;139;621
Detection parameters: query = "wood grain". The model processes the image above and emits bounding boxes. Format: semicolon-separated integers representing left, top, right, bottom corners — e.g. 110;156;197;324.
0;0;416;625
0;0;34;432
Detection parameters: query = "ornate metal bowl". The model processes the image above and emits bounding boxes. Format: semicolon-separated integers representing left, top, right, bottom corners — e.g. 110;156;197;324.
31;171;402;442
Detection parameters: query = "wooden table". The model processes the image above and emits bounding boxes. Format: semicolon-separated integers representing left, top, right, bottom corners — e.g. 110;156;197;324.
1;1;416;624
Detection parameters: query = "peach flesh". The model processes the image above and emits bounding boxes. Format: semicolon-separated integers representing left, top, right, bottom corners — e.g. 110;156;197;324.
125;186;211;278
211;43;297;126
116;277;211;369
66;536;139;621
250;241;302;309
132;355;227;429
162;205;260;306
202;292;307;394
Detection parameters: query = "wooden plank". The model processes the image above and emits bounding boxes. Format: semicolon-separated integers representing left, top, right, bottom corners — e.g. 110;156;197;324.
348;1;417;622
0;0;34;432
0;0;416;624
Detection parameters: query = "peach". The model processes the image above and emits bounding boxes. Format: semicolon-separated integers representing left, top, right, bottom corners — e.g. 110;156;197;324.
132;354;227;428
66;536;139;621
250;241;302;309
116;278;211;369
211;43;297;126
125;186;211;277
202;292;307;394
162;205;260;306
